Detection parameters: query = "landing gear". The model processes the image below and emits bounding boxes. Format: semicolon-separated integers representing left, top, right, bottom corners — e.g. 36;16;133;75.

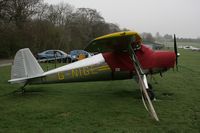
141;83;155;101
146;83;155;100
13;82;27;94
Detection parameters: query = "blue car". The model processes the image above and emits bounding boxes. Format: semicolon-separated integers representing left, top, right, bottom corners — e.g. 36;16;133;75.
37;50;72;63
69;50;93;62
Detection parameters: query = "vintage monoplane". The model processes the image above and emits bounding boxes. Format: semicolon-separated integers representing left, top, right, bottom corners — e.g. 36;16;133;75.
8;31;179;121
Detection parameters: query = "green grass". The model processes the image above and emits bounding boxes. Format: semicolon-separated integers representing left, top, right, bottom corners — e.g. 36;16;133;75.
0;49;200;133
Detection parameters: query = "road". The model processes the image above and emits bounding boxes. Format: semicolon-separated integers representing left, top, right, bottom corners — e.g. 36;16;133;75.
0;59;12;67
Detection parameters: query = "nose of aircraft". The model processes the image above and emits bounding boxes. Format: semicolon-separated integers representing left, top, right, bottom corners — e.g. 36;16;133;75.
153;51;176;69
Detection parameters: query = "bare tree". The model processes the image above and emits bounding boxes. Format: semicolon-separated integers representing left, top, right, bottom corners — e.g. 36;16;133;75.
0;1;121;58
141;32;155;42
0;0;42;28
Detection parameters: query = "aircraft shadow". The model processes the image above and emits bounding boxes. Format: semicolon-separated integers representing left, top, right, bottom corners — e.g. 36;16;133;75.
0;87;48;97
112;89;141;99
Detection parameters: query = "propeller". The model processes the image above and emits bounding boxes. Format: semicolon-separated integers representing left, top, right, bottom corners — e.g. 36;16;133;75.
174;34;179;70
128;45;159;121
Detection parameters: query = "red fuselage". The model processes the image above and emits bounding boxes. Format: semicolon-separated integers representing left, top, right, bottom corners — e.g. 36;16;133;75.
103;44;176;75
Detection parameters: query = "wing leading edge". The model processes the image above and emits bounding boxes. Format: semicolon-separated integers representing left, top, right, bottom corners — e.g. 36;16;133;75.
85;31;142;53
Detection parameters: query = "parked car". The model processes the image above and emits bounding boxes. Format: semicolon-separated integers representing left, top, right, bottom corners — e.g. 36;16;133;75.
183;46;200;51
69;50;93;62
37;50;72;63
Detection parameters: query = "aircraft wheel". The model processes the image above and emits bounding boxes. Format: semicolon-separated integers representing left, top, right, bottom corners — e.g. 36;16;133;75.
147;83;155;100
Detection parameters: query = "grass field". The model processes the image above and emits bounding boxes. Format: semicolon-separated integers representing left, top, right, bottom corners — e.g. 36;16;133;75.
0;49;200;133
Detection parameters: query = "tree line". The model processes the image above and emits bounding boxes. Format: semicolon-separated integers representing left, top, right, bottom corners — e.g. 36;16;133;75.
1;0;198;59
155;32;200;43
0;0;120;58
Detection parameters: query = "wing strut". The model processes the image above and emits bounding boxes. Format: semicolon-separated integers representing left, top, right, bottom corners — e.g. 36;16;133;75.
128;45;159;121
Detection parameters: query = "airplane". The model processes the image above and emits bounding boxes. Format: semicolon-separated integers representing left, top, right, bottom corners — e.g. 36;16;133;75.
8;31;179;121
183;46;200;51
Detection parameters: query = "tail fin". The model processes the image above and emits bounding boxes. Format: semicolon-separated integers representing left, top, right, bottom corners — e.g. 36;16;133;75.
9;48;44;84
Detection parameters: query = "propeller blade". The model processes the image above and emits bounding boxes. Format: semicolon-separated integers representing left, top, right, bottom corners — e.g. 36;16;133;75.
174;34;178;70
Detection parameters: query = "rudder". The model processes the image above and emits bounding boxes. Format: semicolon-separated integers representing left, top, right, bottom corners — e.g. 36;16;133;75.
10;48;44;83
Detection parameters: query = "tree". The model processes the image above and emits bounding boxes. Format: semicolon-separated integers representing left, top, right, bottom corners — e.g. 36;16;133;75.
141;32;155;42
0;0;42;28
0;1;121;58
163;34;173;40
76;8;104;24
109;23;120;32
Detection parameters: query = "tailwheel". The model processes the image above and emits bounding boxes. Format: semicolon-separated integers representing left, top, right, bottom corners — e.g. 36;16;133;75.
13;82;28;94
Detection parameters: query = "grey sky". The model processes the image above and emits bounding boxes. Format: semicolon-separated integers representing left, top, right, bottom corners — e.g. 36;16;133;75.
45;0;200;38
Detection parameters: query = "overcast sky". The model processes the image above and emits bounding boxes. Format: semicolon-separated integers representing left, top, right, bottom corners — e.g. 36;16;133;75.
45;0;200;38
